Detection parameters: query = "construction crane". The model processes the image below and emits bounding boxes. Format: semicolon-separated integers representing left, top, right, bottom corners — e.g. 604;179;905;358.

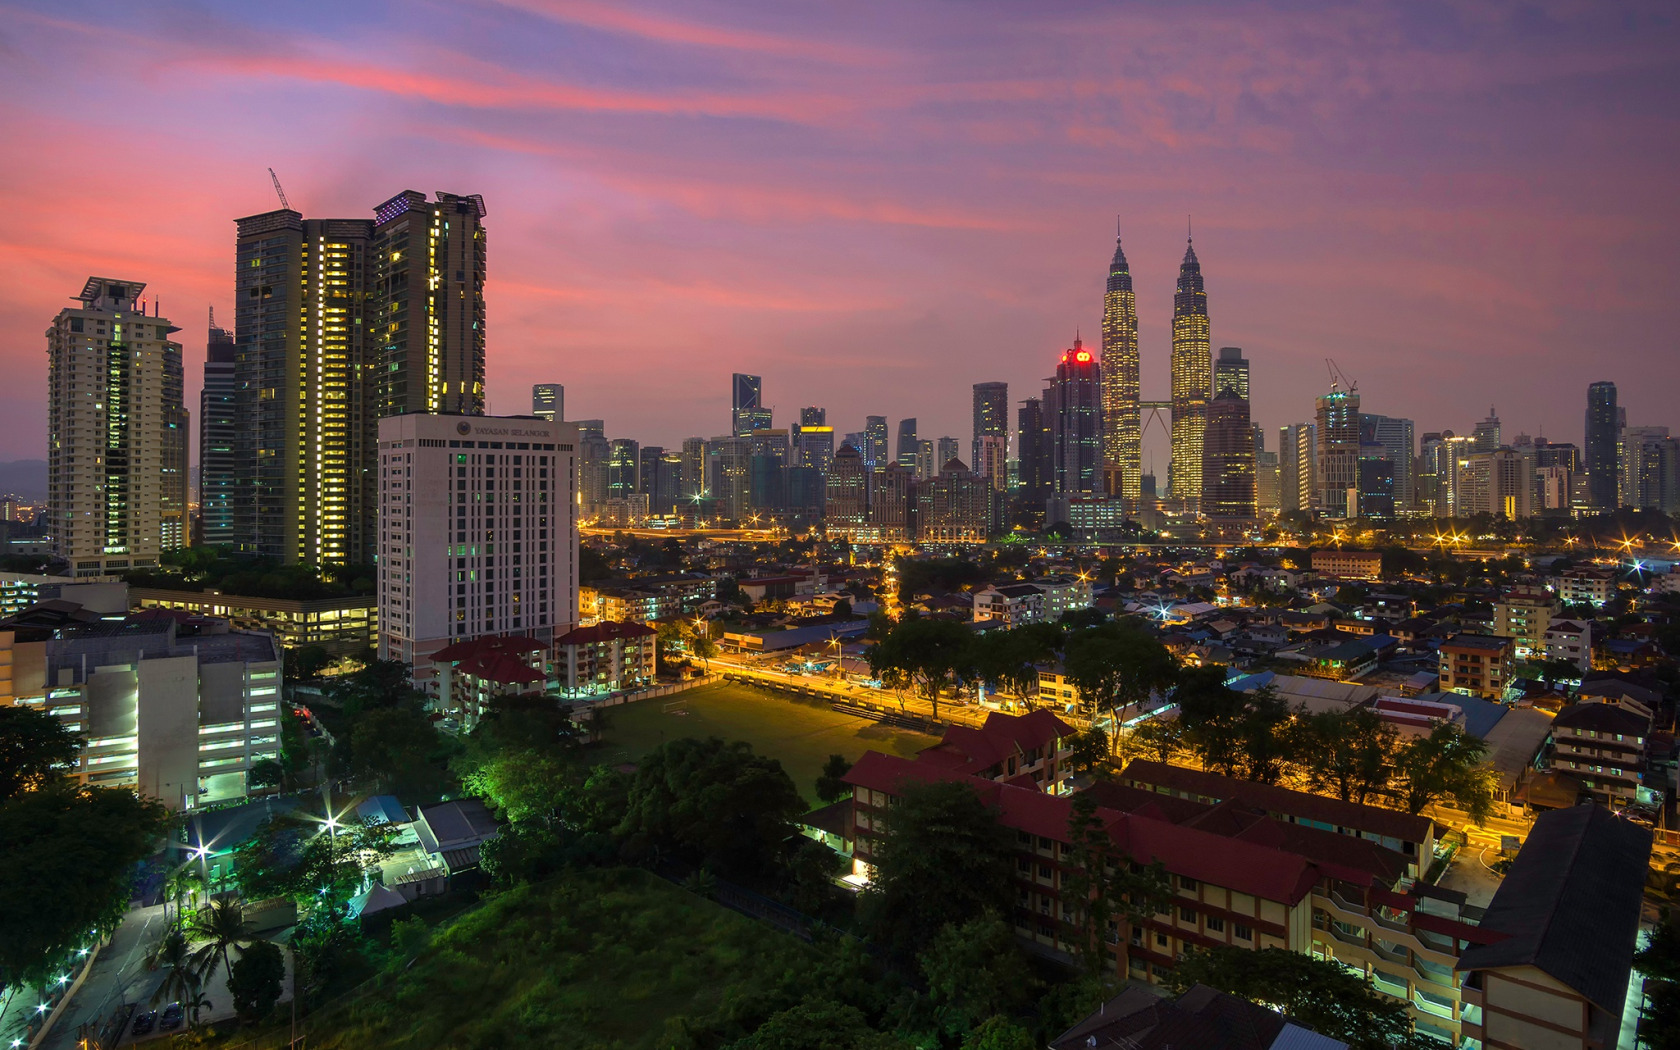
268;168;291;210
1325;357;1358;395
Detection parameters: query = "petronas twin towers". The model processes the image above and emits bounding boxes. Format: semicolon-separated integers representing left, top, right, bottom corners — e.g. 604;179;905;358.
1097;223;1212;504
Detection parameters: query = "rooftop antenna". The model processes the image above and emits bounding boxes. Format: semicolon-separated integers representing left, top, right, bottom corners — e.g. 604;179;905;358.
1188;213;1193;242
268;168;291;210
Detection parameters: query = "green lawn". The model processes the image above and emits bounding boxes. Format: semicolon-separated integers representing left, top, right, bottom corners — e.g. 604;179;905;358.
595;682;940;803
291;869;820;1050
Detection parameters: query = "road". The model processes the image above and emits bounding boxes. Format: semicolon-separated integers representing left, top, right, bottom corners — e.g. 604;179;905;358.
707;653;995;728
36;904;168;1050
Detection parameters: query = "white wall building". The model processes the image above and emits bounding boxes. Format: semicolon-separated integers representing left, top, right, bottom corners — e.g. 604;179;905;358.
377;414;579;695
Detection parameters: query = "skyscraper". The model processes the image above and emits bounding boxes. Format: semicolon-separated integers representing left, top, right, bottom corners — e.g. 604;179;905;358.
1048;338;1102;496
1213;346;1249;400
233;207;375;564
1279;423;1316;514
1316;385;1361;517
532;383;563;422
200;317;239;547
1017;398;1050;509
1099;226;1140;500
731;374;771;436
799;406;826;427
160;315;188;552
1472;407;1502;454
607;438;640;500
937;437;960;470
1170;237;1211;502
972;381;1008;462
895;418;919;468
1585;382;1619;509
1201;388;1255;522
372;191;488;416
47;279;184;576
1359;414;1416;513
863;415;888;468
825;444;868;531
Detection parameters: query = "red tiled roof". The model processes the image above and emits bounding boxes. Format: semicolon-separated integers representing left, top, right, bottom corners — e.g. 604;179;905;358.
429;634;547;686
846;751;1321;905
915;709;1076;776
1118;759;1432;844
555;620;658;646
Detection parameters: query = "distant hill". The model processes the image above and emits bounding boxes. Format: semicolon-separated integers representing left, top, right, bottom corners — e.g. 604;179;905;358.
0;460;46;500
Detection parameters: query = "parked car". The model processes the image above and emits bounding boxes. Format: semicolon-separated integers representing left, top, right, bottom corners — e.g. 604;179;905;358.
159;1003;184;1030
131;1010;157;1035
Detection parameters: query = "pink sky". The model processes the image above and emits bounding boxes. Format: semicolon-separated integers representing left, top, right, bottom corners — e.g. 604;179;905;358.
2;0;1676;463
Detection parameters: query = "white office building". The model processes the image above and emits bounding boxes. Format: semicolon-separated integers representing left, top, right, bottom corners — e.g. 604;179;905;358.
377;414;579;695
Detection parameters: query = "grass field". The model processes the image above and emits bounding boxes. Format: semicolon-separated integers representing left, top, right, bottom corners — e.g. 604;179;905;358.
291;869;818;1050
595;682;940;803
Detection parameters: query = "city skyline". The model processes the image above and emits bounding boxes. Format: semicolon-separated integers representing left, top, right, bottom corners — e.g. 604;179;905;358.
0;2;1675;461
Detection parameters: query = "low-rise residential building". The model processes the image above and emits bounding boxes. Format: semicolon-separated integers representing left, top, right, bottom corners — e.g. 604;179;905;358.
1050;984;1348;1050
915;709;1075;793
1552;567;1616;607
0;573;126;618
1458;805;1651;1050
1544;619;1593;673
972;584;1046;628
554;620;656;696
131;587;377;656
1310;549;1383;580
428;634;549;727
1034;574;1095;621
1492;585;1558;658
1437;634;1514;699
1547;701;1652;808
846;751;1485;1045
1296;639;1378;681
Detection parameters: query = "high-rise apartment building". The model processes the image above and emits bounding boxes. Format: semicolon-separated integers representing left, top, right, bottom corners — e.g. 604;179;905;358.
532;383;563;422
1169;239;1211;502
574;420;609;516
914;439;936;481
376;414;578;688
1098;229;1140;501
937;437;960;470
1255;450;1281;515
200;319;238;548
1315;385;1361;517
1278;423;1315;514
731;374;771;436
916;460;998;543
233;208;374;564
707;436;752;520
607;438;640;500
372;191;488;417
1622;428;1676;511
1047;339;1103;497
975;434;1008;493
1359;414;1415;513
799;406;826;427
47;279;184;577
863;415;888;468
1212;346;1249;400
1585;382;1619;509
868;462;913;540
972;381;1009;466
680;437;708;503
1200;389;1255;522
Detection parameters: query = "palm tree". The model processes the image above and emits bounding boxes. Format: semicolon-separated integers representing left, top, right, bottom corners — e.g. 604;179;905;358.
187;898;251;988
149;931;201;1024
164;868;205;927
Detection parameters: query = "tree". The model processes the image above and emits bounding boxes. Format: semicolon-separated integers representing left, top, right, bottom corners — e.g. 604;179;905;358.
0;783;168;985
326;659;426;716
962;1016;1036;1050
149;931;203;1023
0;704;81;799
867;618;977;720
919;913;1034;1035
289;645;331;680
187;897;252;986
1173;665;1250;775
1636;913;1680;1049
1065;727;1110;776
688;621;718;673
727;998;908;1050
1167;945;1421;1050
815;753;854;804
860;779;1014;960
971;623;1063;705
227;939;285;1023
1295;707;1395;804
1061;792;1170;975
1392;723;1496;822
1061;621;1177;742
349;705;457;801
1119;716;1185;766
615;737;806;883
247;758;285;792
